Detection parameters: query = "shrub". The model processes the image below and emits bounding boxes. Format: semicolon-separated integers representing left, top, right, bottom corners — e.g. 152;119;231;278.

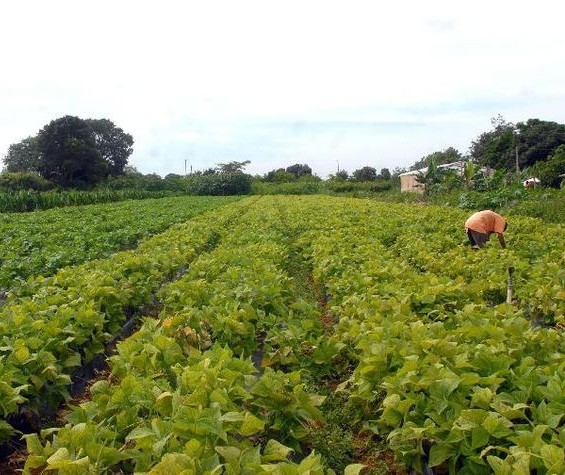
0;172;54;192
186;173;252;195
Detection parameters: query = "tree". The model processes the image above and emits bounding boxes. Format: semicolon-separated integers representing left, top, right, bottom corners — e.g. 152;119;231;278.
85;118;134;175
286;163;312;178
328;170;349;181
470;115;565;171
36;116;107;188
532;144;565;187
352;166;377;181
4;116;134;187
216;160;250;174
378;168;391;180
411;147;462;171
265;168;296;182
3;136;41;173
514;119;565;169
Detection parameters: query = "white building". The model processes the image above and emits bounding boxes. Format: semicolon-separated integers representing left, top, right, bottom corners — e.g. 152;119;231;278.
399;161;468;193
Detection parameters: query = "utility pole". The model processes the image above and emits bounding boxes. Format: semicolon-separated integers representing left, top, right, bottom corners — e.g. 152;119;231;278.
337;160;340;173
184;159;187;175
514;129;520;174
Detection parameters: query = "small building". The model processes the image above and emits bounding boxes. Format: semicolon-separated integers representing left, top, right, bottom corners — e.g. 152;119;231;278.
399;170;425;192
399;161;468;193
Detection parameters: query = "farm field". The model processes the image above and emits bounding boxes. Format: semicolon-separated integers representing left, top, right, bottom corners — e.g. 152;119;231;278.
0;195;239;293
0;195;563;474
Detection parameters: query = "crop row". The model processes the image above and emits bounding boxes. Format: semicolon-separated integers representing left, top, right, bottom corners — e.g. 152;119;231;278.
283;196;564;473
0;196;239;293
23;197;341;473
0;199;249;442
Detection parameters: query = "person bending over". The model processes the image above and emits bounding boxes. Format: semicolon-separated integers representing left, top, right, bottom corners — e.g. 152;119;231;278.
465;210;507;249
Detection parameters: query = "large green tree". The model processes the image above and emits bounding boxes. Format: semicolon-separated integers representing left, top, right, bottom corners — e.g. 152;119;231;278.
4;116;134;188
3;136;41;173
85;118;134;175
36;116;106;187
515;119;565;169
470;115;565;171
378;168;391;180
352;166;377;181
264;168;296;182
532;144;565;188
216;160;250;173
469;115;516;170
286;163;312;178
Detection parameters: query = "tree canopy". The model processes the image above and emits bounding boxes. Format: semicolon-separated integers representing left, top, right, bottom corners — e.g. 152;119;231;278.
352;166;377;181
378;168;391;180
410;147;462;171
515;119;565;169
86;118;134;175
264;168;296;182
3;136;41;173
470;115;565;171
36;116;105;187
216;160;250;174
285;163;312;178
469;115;515;170
3;115;134;188
532;144;565;188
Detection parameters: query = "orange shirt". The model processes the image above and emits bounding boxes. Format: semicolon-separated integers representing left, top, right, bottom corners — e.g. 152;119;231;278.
465;210;506;234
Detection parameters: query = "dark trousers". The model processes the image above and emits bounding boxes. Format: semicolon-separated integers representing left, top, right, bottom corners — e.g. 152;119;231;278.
467;229;489;247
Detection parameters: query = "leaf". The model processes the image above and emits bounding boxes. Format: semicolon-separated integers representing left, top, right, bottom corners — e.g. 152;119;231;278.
15;346;30;363
428;443;455;467
23;433;45;456
240;412;265;436
46;447;70;465
147;453;195;474
125;426;154;441
62;353;82;368
487;455;512;475
221;411;245;423
540;444;565;473
344;463;366;475
470;387;493;409
483;414;512;438
471;427;490;449
262;439;293;462
215;445;241;462
154;391;173;417
89;380;110;396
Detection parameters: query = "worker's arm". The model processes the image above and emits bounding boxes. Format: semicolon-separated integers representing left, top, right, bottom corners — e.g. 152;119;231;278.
497;233;506;249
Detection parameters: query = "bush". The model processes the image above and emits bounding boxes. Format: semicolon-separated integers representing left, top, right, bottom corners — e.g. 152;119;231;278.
370;180;392;192
500;188;565;223
186;173;252;195
531;144;565;188
458;186;526;210
0;172;54;192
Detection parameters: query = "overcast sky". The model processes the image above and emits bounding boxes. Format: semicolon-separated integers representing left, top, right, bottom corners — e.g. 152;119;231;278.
1;1;565;178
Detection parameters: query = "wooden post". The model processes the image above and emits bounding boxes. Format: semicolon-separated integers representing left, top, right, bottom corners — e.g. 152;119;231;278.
507;267;515;304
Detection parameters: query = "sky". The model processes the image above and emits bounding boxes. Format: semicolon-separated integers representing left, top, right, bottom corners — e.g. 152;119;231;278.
1;1;565;178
